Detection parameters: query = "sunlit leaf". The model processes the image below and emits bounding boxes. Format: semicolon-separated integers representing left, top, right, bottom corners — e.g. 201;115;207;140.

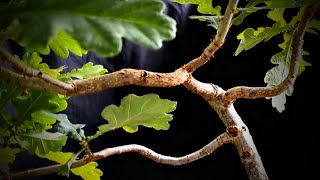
36;150;73;164
59;62;107;81
0;0;176;57
235;22;284;55
36;150;102;179
22;52;64;78
89;94;176;139
267;9;286;27
49;29;88;59
71;162;103;180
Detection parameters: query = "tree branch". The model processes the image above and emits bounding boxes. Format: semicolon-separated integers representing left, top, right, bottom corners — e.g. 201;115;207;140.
71;68;189;96
222;5;318;105
0;67;71;95
0;0;239;96
3;133;234;180
182;0;239;72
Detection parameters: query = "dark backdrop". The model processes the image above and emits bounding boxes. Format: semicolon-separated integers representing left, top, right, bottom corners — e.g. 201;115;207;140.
6;1;320;180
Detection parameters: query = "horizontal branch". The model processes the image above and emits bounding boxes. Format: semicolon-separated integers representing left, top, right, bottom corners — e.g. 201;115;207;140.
222;5;318;105
71;68;189;96
0;0;239;97
0;63;189;96
4;133;234;179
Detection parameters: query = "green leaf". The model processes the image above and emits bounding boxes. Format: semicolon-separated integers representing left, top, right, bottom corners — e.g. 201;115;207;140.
12;90;67;123
59;62;107;81
0;147;21;173
31;111;57;125
71;162;103;180
36;150;102;179
267;9;286;27
235;22;284;55
264;33;310;112
172;0;221;16
32;111;85;141
49;29;88;59
189;15;221;30
36;150;73;164
232;0;266;26
307;19;320;34
46;112;86;141
0;147;21;164
299;51;311;75
22;52;64;78
58;150;83;177
0;0;176;57
89;94;176;139
18;131;67;155
0;82;21;112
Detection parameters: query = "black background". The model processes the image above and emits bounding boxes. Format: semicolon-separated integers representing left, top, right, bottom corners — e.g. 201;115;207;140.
7;0;320;180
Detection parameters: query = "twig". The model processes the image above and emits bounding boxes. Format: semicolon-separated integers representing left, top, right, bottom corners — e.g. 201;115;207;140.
182;0;239;72
0;48;75;92
222;5;319;105
2;133;234;180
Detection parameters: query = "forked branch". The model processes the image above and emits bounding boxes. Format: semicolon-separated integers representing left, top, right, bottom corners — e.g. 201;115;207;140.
222;5;319;105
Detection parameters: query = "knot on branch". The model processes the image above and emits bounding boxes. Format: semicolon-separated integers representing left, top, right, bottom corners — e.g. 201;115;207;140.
226;125;239;137
140;70;148;82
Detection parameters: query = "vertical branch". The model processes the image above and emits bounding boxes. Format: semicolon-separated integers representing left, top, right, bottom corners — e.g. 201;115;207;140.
182;0;239;72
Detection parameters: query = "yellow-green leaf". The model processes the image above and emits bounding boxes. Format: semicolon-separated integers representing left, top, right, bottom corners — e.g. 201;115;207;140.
89;94;176;140
71;162;103;180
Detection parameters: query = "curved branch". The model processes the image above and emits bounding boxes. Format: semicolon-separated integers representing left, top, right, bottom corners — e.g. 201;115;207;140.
222;6;318;105
3;133;234;180
0;0;239;97
182;0;239;72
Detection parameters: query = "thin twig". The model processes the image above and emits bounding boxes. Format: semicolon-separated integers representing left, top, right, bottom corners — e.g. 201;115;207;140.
3;133;234;180
182;0;239;72
222;5;319;105
0;48;75;92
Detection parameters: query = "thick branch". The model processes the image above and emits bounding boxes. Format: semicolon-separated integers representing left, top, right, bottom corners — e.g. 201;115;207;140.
0;0;239;96
71;68;189;96
183;76;268;179
210;100;268;180
3;133;234;180
222;6;318;105
0;63;189;96
182;0;238;72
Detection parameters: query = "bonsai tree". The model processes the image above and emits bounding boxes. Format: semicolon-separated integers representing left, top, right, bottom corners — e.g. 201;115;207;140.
0;0;319;179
